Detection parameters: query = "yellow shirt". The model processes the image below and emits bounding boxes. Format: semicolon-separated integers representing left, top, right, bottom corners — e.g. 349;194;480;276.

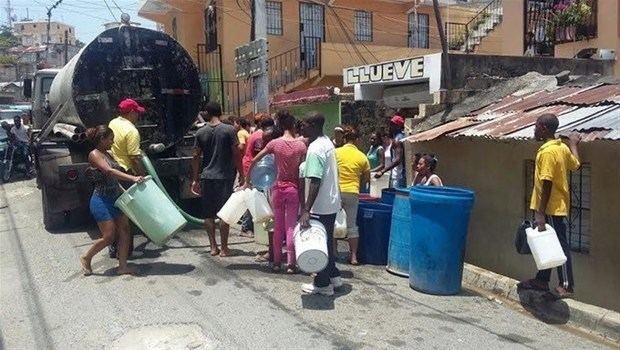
530;139;580;216
237;129;250;148
108;116;141;171
336;143;370;194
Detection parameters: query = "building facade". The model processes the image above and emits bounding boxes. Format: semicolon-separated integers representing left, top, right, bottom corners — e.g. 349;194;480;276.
138;0;487;115
13;21;77;47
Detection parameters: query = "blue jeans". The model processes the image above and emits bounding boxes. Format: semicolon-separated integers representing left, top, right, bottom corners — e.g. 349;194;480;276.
14;142;31;172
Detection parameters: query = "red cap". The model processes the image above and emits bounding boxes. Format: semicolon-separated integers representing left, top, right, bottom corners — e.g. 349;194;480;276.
118;98;145;114
390;115;405;127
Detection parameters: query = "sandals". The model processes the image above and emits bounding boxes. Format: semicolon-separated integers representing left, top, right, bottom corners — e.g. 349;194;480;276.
286;265;297;274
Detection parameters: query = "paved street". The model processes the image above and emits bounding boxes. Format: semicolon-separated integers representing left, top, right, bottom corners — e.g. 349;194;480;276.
0;180;613;350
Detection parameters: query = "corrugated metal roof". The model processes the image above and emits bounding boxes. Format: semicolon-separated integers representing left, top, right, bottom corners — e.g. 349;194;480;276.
409;83;620;143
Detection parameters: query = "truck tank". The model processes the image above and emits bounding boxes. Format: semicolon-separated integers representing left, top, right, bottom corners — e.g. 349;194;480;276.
48;25;201;147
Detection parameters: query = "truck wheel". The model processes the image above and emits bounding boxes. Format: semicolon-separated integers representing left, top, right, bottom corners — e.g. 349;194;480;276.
42;186;66;230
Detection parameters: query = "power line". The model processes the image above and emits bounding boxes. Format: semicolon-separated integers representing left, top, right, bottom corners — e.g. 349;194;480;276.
102;0;117;21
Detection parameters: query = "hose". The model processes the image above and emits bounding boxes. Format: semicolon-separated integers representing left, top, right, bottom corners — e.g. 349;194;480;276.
141;153;205;226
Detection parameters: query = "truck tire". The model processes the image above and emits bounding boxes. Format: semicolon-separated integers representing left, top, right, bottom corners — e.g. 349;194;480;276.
42;185;67;230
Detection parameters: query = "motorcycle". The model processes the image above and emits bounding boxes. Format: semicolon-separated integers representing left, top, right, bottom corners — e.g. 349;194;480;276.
1;139;34;183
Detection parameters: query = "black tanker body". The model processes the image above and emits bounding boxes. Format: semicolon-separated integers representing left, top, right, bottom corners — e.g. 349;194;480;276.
35;25;201;229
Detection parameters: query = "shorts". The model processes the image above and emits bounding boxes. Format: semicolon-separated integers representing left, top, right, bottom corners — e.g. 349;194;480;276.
341;192;359;238
201;179;235;219
90;193;122;222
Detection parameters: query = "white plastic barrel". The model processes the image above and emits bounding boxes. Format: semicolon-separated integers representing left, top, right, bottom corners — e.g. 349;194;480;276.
245;188;273;224
526;224;567;270
294;220;328;273
217;190;248;225
370;172;390;198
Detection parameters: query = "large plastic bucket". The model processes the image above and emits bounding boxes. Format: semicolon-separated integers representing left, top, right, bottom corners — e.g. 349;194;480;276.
358;205;392;265
387;189;411;277
381;188;400;205
115;176;187;246
408;186;475;295
370;172;390;198
217;190;248;225
294;220;328;273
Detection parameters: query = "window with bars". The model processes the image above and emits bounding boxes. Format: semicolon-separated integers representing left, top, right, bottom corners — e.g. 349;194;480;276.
354;10;373;42
408;13;429;48
524;160;591;254
266;1;283;36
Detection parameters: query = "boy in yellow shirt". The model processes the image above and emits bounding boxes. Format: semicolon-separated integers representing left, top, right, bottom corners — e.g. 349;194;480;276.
518;114;581;298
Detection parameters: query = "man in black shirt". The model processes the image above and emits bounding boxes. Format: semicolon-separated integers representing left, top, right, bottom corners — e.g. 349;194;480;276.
191;102;244;257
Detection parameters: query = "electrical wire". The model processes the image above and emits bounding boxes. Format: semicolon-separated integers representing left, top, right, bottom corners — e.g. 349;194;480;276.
102;0;118;21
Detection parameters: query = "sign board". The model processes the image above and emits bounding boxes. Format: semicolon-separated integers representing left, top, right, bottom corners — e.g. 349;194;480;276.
235;39;268;79
343;57;425;87
344;53;443;104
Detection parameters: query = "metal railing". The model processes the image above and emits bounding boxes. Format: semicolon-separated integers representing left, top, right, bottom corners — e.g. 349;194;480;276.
445;0;503;52
197;36;322;114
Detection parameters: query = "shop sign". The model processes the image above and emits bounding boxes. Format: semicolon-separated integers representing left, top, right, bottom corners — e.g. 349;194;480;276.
343;57;425;87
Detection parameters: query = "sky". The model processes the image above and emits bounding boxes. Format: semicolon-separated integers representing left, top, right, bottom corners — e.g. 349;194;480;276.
7;0;156;43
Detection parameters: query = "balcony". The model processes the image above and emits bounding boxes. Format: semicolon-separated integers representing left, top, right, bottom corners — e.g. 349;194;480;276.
552;0;598;44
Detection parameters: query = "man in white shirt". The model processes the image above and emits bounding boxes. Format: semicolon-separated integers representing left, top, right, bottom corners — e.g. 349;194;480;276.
10;115;32;174
299;112;342;296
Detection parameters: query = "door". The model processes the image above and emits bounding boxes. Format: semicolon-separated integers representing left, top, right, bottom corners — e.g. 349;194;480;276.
408;12;429;49
299;2;324;70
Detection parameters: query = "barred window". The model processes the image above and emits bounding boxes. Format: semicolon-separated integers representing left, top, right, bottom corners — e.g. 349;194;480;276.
266;1;283;36
354;11;372;42
408;13;429;48
524;160;591;254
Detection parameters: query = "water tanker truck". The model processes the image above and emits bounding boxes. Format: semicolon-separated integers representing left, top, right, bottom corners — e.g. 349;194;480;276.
24;24;202;229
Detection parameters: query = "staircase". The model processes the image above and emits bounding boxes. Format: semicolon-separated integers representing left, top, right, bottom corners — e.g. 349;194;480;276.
445;0;503;53
197;38;321;116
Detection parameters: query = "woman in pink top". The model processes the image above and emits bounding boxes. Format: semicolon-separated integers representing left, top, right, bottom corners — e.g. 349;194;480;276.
245;110;307;273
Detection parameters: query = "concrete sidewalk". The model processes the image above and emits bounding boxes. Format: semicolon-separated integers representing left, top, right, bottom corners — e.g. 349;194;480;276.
463;263;620;344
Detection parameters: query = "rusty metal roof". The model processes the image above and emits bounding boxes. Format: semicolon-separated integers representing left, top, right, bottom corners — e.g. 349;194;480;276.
409;84;620;143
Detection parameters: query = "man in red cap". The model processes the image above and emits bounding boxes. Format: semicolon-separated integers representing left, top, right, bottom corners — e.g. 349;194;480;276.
109;98;146;176
375;115;406;188
107;98;146;258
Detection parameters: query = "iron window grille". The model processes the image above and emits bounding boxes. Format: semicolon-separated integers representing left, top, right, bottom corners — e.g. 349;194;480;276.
266;1;283;36
354;10;373;42
408;13;429;49
524;160;591;254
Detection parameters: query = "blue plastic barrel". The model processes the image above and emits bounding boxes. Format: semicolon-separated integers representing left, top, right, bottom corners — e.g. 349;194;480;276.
381;188;399;205
387;189;411;277
408;186;475;295
358;205;392;265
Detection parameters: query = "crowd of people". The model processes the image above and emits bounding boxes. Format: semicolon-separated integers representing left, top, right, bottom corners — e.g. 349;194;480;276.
79;99;445;296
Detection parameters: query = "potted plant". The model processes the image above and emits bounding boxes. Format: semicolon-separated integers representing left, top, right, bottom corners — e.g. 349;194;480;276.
550;0;593;42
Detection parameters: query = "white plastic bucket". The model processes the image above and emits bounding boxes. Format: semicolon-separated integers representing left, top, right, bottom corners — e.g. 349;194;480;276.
526;224;567;270
245;188;273;224
294;220;328;273
370;172;390;198
334;208;347;239
217;190;248;225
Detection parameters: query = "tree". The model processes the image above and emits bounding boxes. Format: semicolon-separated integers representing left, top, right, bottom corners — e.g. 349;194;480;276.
0;25;18;50
75;39;85;48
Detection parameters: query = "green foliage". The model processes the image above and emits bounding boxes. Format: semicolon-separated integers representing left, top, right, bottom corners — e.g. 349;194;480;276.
75;39;85;48
0;55;16;64
0;25;18;49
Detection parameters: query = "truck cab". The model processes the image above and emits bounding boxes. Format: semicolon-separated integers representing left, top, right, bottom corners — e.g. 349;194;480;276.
24;69;60;129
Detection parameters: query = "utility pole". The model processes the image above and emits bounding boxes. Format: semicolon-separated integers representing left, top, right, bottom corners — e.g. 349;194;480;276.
45;0;63;60
252;0;269;114
63;29;68;65
432;0;452;90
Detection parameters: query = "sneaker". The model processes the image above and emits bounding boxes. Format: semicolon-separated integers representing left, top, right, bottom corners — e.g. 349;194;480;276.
330;276;343;289
301;283;334;296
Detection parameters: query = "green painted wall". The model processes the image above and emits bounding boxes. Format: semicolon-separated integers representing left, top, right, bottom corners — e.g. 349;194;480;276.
286;99;341;136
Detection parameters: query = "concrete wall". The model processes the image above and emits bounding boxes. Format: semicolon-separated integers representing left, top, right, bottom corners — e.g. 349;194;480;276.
475;0;525;56
406;137;620;311
286;99;341;136
448;53;615;89
554;0;620;76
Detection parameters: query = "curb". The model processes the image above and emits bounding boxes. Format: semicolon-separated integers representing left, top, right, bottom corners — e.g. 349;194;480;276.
462;263;620;343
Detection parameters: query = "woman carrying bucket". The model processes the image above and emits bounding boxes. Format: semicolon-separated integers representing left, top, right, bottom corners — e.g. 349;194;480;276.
80;125;144;276
245;110;306;273
335;126;371;265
